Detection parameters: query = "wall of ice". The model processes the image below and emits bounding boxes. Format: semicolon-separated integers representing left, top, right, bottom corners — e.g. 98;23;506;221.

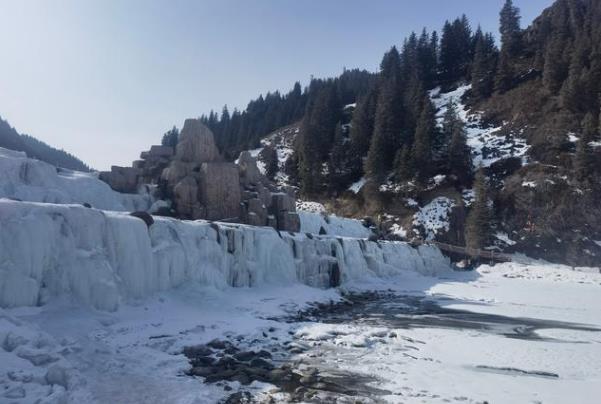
0;199;450;311
0;147;152;211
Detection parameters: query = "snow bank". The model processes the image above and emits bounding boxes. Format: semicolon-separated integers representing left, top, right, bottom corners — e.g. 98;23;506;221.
0;199;450;311
298;211;373;238
0;147;152;211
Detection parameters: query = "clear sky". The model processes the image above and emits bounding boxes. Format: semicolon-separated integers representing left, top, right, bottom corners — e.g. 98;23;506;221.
0;0;553;170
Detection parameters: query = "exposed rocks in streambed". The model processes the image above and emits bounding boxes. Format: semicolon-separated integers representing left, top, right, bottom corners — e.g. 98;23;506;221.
183;335;390;403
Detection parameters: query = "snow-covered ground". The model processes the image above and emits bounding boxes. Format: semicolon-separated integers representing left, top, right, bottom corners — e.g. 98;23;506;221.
2;260;600;403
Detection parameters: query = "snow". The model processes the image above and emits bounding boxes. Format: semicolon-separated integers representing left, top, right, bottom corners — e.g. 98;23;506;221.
430;85;530;168
412;197;455;240
298;211;373;239
390;223;407;238
348;177;366;193
2;257;600;403
0;147;153;212
567;132;579;143
495;231;517;246
522;180;537;188
343;103;356;110
295;200;326;213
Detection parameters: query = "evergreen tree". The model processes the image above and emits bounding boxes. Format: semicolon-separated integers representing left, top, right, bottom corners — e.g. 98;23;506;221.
494;51;513;94
465;168;492;250
161;126;179;148
349;87;377;160
328;123;350;189
471;32;498;99
411;96;436;182
439;16;472;85
394;145;414;181
260;145;278;181
499;0;522;57
365;78;403;181
543;36;569;94
447;120;473;185
380;46;402;82
435;100;461;161
574;135;596;184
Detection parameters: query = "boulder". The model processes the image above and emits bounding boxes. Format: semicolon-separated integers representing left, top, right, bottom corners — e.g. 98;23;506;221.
99;166;141;193
173;176;201;219
149;145;174;158
199;163;241;220
161;160;198;188
271;193;295;213
176;119;222;163
238;151;262;186
129;211;154;227
277;211;300;232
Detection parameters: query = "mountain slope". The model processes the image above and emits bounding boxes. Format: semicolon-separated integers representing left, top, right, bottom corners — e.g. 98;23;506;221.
0;116;90;171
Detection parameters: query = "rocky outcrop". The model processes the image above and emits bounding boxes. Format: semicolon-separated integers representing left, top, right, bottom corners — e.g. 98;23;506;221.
99;118;299;231
176;119;222;163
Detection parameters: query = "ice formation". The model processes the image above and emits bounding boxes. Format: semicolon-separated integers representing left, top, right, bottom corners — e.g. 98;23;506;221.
0;199;449;311
0;147;152;211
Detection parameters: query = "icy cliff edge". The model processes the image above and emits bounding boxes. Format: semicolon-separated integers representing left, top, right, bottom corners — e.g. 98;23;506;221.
0;199;450;311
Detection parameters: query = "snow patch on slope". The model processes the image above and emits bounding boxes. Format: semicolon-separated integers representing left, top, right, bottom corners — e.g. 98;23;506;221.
431;85;529;168
413;197;455;240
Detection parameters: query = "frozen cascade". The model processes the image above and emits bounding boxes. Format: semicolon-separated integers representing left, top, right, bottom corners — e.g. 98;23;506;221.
0;147;152;211
0;199;450;311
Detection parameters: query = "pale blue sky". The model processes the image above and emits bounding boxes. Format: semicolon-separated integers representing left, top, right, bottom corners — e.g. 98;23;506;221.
0;0;552;169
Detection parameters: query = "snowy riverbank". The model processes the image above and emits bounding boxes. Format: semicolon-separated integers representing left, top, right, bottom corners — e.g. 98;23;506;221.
1;261;600;403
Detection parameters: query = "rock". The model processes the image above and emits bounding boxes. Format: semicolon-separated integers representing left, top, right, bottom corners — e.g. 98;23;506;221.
3;386;26;399
129;211;154;227
271;193;295;213
45;365;69;389
82;202;92;208
238;151;262;186
249;358;274;370
206;339;228;350
277;212;300;232
233;351;256;362
149;145;174;158
199;163;241;221
173;176;201;219
176;119;222;163
99;166;141;193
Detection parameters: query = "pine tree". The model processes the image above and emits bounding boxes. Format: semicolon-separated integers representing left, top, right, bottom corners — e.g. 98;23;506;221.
434;100;461;161
574;112;598;184
161;126;179;148
465;168;492;251
411;96;436;182
471;32;498;99
380;46;401;82
328;123;350;189
439;16;473;85
261;145;278;181
349;87;377;160
365;78;403;181
499;0;522;57
394;145;413;181
447;121;473;185
494;51;513;94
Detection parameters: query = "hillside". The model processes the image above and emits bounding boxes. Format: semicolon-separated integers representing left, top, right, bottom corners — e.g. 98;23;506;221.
0;116;90;171
193;0;601;266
